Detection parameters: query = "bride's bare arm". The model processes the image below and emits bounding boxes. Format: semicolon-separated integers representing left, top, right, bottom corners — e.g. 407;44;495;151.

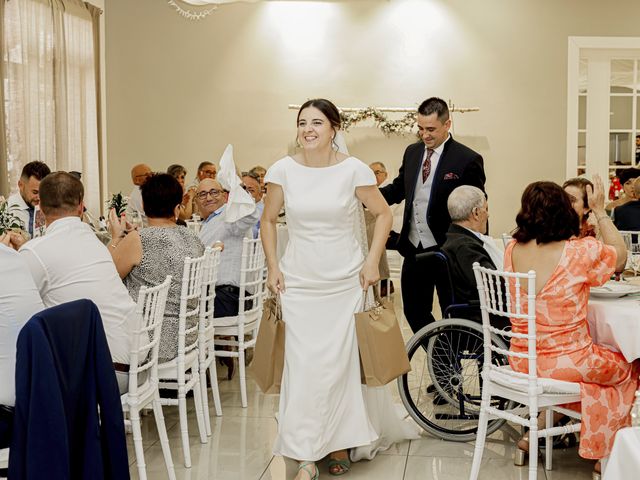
260;183;286;293
356;185;392;289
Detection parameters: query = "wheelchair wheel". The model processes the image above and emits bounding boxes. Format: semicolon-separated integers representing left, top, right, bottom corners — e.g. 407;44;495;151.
398;318;514;442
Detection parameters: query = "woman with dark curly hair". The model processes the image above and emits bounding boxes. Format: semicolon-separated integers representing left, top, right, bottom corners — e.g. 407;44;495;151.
563;177;597;238
167;163;196;221
505;176;636;476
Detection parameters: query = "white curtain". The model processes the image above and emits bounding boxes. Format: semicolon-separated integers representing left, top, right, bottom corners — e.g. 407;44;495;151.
1;0;100;214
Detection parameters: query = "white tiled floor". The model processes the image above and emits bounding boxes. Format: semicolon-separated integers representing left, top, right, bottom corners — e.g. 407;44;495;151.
127;291;596;480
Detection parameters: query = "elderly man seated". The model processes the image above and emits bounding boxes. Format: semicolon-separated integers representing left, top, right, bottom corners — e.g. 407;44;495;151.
441;185;504;313
0;234;45;448
129;163;152;219
18;172;137;393
241;171;264;238
7;161;51;239
196;178;260;318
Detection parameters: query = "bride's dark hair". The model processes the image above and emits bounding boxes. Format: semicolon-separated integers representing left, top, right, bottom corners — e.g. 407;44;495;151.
297;98;342;130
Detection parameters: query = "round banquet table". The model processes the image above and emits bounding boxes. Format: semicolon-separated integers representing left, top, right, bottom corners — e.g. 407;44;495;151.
587;295;640;362
603;426;640;479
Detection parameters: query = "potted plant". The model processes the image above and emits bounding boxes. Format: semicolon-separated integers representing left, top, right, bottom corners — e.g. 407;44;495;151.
107;192;128;217
0;201;25;235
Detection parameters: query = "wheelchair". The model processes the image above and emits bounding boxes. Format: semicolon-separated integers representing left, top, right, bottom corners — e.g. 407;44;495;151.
397;251;514;442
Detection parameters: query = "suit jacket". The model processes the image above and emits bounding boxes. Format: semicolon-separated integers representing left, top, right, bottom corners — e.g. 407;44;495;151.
441;224;509;329
9;300;129;480
441;224;496;306
381;137;486;255
613;200;640;232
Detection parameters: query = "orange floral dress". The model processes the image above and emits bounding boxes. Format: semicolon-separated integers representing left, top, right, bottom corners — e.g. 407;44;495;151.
505;237;640;459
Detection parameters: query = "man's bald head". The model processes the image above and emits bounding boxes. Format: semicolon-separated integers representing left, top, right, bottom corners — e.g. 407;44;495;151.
131;164;152;186
196;178;227;219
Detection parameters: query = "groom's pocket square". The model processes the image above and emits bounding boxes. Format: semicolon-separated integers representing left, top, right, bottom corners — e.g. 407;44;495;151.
443;172;460;180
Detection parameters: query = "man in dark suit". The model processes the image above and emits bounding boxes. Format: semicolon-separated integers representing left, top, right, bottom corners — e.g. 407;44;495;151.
381;97;486;333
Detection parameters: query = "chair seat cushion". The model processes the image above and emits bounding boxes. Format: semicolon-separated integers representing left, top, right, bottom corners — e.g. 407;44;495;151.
490;365;581;395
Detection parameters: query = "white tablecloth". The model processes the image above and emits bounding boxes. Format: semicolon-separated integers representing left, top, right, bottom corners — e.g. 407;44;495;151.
587;297;640;362
603;426;640;479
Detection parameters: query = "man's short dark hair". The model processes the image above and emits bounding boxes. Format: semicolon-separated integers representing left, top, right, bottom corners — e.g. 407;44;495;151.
140;173;183;219
20;161;51;181
197;161;214;172
418;97;449;123
513;181;580;244
618;168;640;185
39;171;84;216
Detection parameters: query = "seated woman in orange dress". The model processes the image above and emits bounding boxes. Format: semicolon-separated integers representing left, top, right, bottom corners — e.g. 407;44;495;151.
505;176;639;475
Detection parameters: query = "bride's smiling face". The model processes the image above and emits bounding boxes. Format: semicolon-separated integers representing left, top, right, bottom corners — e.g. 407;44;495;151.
297;106;334;151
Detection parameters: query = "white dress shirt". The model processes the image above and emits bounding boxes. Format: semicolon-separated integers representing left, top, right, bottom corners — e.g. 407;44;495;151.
199;205;260;286
19;216;136;364
0;244;45;406
7;192;33;237
408;136;450;248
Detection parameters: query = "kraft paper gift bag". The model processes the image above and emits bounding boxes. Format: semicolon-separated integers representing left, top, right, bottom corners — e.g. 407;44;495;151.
355;292;411;386
249;295;285;394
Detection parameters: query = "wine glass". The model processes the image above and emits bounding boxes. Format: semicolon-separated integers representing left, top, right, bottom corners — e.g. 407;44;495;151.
630;244;640;276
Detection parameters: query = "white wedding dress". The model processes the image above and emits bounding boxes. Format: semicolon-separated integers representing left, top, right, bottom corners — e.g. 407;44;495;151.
265;156;419;462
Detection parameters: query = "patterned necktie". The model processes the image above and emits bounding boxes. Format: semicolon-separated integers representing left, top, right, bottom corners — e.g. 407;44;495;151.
422;148;434;183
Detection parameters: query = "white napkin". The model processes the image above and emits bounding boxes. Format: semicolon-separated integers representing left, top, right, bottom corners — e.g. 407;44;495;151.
216;144;256;223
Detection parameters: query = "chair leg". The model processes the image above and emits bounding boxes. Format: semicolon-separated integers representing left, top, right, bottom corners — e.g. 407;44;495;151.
130;407;147;480
545;409;553;471
208;358;223;416
529;423;539;480
469;377;491;480
192;365;209;444
239;346;247;408
152;395;176;480
200;360;212;437
178;387;192;468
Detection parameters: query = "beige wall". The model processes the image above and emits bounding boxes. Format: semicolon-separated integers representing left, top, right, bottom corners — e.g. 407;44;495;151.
105;0;640;235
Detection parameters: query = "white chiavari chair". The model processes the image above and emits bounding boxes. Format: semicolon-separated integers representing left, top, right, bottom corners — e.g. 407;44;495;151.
213;238;268;408
469;263;581;480
158;253;208;468
121;276;175;480
198;246;224;434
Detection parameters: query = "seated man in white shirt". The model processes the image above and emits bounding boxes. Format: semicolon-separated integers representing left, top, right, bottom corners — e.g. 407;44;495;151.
196;178;260;318
241;171;264;239
19;172;137;393
7;161;51;239
0;235;45;447
128;163;152;218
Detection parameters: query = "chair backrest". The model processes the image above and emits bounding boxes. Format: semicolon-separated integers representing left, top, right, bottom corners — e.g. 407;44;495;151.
238;237;267;320
177;253;207;362
619;230;640;250
128;275;172;396
199;246;223;339
472;262;540;388
501;233;513;249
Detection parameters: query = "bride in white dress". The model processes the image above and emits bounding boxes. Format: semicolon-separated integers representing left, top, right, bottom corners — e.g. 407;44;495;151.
261;99;418;480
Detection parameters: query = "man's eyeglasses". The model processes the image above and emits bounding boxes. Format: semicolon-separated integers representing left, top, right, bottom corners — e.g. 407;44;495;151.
373;170;386;175
196;188;222;200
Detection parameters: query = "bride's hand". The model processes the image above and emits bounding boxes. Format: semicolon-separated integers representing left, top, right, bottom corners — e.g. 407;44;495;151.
267;268;286;294
359;260;380;290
